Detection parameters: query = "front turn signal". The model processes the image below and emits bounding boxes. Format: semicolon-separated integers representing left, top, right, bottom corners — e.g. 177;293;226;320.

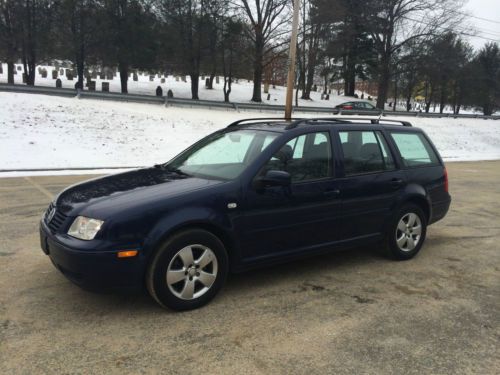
117;250;139;258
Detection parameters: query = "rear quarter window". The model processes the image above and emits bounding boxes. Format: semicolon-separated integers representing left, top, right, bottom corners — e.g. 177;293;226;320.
390;132;440;167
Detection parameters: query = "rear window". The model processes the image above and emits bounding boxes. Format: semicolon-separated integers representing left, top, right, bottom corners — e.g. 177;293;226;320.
390;132;439;167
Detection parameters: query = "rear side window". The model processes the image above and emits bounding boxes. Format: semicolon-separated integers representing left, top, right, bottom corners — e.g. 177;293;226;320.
390;132;439;167
340;131;395;175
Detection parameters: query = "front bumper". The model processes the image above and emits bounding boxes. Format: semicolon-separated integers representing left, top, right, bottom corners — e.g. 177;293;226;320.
39;220;145;290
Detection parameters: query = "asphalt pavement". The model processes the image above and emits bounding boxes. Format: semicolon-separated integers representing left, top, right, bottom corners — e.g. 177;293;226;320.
0;161;499;374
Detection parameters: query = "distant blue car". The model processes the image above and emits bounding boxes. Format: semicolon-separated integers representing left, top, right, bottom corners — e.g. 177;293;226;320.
40;117;451;310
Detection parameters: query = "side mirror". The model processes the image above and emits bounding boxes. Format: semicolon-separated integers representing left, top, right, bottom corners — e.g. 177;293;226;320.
256;170;291;189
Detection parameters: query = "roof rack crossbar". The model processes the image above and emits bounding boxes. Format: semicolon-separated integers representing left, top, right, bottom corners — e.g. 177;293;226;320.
227;117;301;128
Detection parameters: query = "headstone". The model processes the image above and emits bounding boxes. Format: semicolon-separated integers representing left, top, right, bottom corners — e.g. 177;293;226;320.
167;89;174;98
133;72;138;81
216;76;219;84
88;81;96;91
205;78;210;88
267;94;271;101
149;75;154;82
52;70;58;79
102;82;109;92
353;93;359;98
91;71;97;79
22;73;27;83
161;78;165;83
41;69;48;78
368;96;372;100
56;78;62;88
156;86;163;97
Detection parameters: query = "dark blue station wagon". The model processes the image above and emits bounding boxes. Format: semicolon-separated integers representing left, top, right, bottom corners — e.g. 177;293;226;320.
39;117;451;310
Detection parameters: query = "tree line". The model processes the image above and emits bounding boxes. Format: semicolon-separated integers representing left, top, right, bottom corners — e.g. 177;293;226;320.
0;0;499;114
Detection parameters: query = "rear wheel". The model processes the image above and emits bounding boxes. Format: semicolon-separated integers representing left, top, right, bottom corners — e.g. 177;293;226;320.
385;204;427;260
146;229;228;310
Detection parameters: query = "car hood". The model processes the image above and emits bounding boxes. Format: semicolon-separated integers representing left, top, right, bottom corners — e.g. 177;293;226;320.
55;167;224;216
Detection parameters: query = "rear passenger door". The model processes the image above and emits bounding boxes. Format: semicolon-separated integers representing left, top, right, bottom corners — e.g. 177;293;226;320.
336;129;406;240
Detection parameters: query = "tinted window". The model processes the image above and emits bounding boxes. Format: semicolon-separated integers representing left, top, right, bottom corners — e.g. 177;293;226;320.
262;132;332;182
340;131;395;175
390;132;439;167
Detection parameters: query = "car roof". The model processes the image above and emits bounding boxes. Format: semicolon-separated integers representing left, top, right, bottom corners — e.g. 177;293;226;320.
227;117;417;132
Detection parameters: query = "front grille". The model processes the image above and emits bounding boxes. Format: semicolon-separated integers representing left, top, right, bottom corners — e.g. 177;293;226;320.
45;203;68;233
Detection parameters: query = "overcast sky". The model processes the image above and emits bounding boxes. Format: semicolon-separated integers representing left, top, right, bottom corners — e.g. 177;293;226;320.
464;0;500;50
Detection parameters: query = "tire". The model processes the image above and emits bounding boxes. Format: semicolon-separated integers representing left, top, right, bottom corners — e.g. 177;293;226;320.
146;229;228;311
385;203;427;260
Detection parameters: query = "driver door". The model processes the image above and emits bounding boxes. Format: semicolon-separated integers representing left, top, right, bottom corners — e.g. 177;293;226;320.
239;131;342;262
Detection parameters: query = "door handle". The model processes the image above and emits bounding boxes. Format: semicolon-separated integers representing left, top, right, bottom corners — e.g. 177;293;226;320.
324;189;340;197
391;178;404;188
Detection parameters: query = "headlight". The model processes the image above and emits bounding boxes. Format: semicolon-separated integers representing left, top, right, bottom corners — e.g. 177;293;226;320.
68;216;104;240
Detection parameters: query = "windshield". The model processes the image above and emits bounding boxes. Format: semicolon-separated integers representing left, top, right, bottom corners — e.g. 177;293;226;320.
166;129;280;180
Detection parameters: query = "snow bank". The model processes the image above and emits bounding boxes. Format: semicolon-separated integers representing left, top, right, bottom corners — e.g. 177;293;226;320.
0;92;499;176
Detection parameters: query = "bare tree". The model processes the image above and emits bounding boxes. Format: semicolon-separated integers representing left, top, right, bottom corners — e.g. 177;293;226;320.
0;0;21;84
236;0;290;102
363;0;463;109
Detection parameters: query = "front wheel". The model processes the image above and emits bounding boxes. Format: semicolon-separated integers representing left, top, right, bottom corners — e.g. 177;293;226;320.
385;204;427;260
146;229;228;311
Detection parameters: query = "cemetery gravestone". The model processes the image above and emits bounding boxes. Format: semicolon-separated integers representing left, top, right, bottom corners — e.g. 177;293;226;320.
156;86;163;97
167;89;174;98
56;78;62;88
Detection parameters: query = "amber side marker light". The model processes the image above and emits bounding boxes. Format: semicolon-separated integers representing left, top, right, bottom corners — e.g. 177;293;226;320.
117;250;139;258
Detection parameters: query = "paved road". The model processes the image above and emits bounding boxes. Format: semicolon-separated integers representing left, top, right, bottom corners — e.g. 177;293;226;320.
0;162;499;375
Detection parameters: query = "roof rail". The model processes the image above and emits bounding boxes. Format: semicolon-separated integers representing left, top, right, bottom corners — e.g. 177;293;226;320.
286;117;412;129
286;117;349;129
226;117;300;128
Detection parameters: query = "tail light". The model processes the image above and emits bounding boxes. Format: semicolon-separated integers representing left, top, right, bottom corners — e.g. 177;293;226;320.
443;167;449;193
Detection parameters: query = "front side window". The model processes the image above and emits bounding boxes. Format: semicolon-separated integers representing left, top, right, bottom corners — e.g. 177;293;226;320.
169;130;279;180
340;130;395;175
261;132;332;182
390;132;439;167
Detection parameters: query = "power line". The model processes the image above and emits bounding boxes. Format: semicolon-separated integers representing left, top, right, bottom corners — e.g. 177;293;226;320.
450;9;500;25
402;15;500;43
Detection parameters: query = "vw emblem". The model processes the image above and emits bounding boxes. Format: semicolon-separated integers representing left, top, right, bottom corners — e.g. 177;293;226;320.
46;207;56;223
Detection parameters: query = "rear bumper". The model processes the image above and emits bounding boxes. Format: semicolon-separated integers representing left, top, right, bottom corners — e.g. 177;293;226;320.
430;196;451;224
39;221;146;290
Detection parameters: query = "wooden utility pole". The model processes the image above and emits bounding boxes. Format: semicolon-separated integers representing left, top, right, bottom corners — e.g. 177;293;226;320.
284;0;301;120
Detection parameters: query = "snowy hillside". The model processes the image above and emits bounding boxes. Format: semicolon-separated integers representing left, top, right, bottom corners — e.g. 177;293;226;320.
1;92;499;176
0;63;355;108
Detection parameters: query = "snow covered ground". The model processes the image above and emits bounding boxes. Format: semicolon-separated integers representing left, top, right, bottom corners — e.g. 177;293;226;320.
1;92;499;177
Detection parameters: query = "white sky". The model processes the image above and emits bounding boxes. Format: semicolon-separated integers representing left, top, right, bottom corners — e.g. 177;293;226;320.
464;0;500;49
